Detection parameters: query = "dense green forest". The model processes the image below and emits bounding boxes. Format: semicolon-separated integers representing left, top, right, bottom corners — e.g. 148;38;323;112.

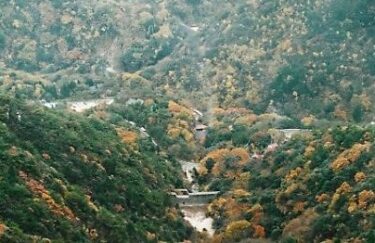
197;120;375;242
0;0;374;242
0;0;374;121
0;95;193;242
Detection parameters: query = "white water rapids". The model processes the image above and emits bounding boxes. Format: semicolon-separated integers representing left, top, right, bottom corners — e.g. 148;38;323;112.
179;161;215;236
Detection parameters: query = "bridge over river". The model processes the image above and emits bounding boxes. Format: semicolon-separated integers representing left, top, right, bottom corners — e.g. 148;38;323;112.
169;161;219;235
169;188;218;235
169;189;219;206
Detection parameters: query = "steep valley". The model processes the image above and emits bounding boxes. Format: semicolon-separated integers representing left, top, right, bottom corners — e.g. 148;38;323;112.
0;0;374;242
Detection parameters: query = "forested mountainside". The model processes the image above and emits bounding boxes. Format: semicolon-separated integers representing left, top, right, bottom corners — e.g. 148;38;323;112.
0;0;374;242
0;0;374;122
0;96;374;242
196;109;375;242
114;100;375;242
0;95;194;242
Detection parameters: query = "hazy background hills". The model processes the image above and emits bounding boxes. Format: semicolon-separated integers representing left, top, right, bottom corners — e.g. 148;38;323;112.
0;0;374;122
0;1;374;242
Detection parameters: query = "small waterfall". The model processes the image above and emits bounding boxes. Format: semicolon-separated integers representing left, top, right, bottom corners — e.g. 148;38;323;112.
178;161;216;236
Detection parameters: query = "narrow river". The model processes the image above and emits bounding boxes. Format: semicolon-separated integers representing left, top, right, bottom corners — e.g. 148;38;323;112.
181;205;215;236
179;161;215;236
